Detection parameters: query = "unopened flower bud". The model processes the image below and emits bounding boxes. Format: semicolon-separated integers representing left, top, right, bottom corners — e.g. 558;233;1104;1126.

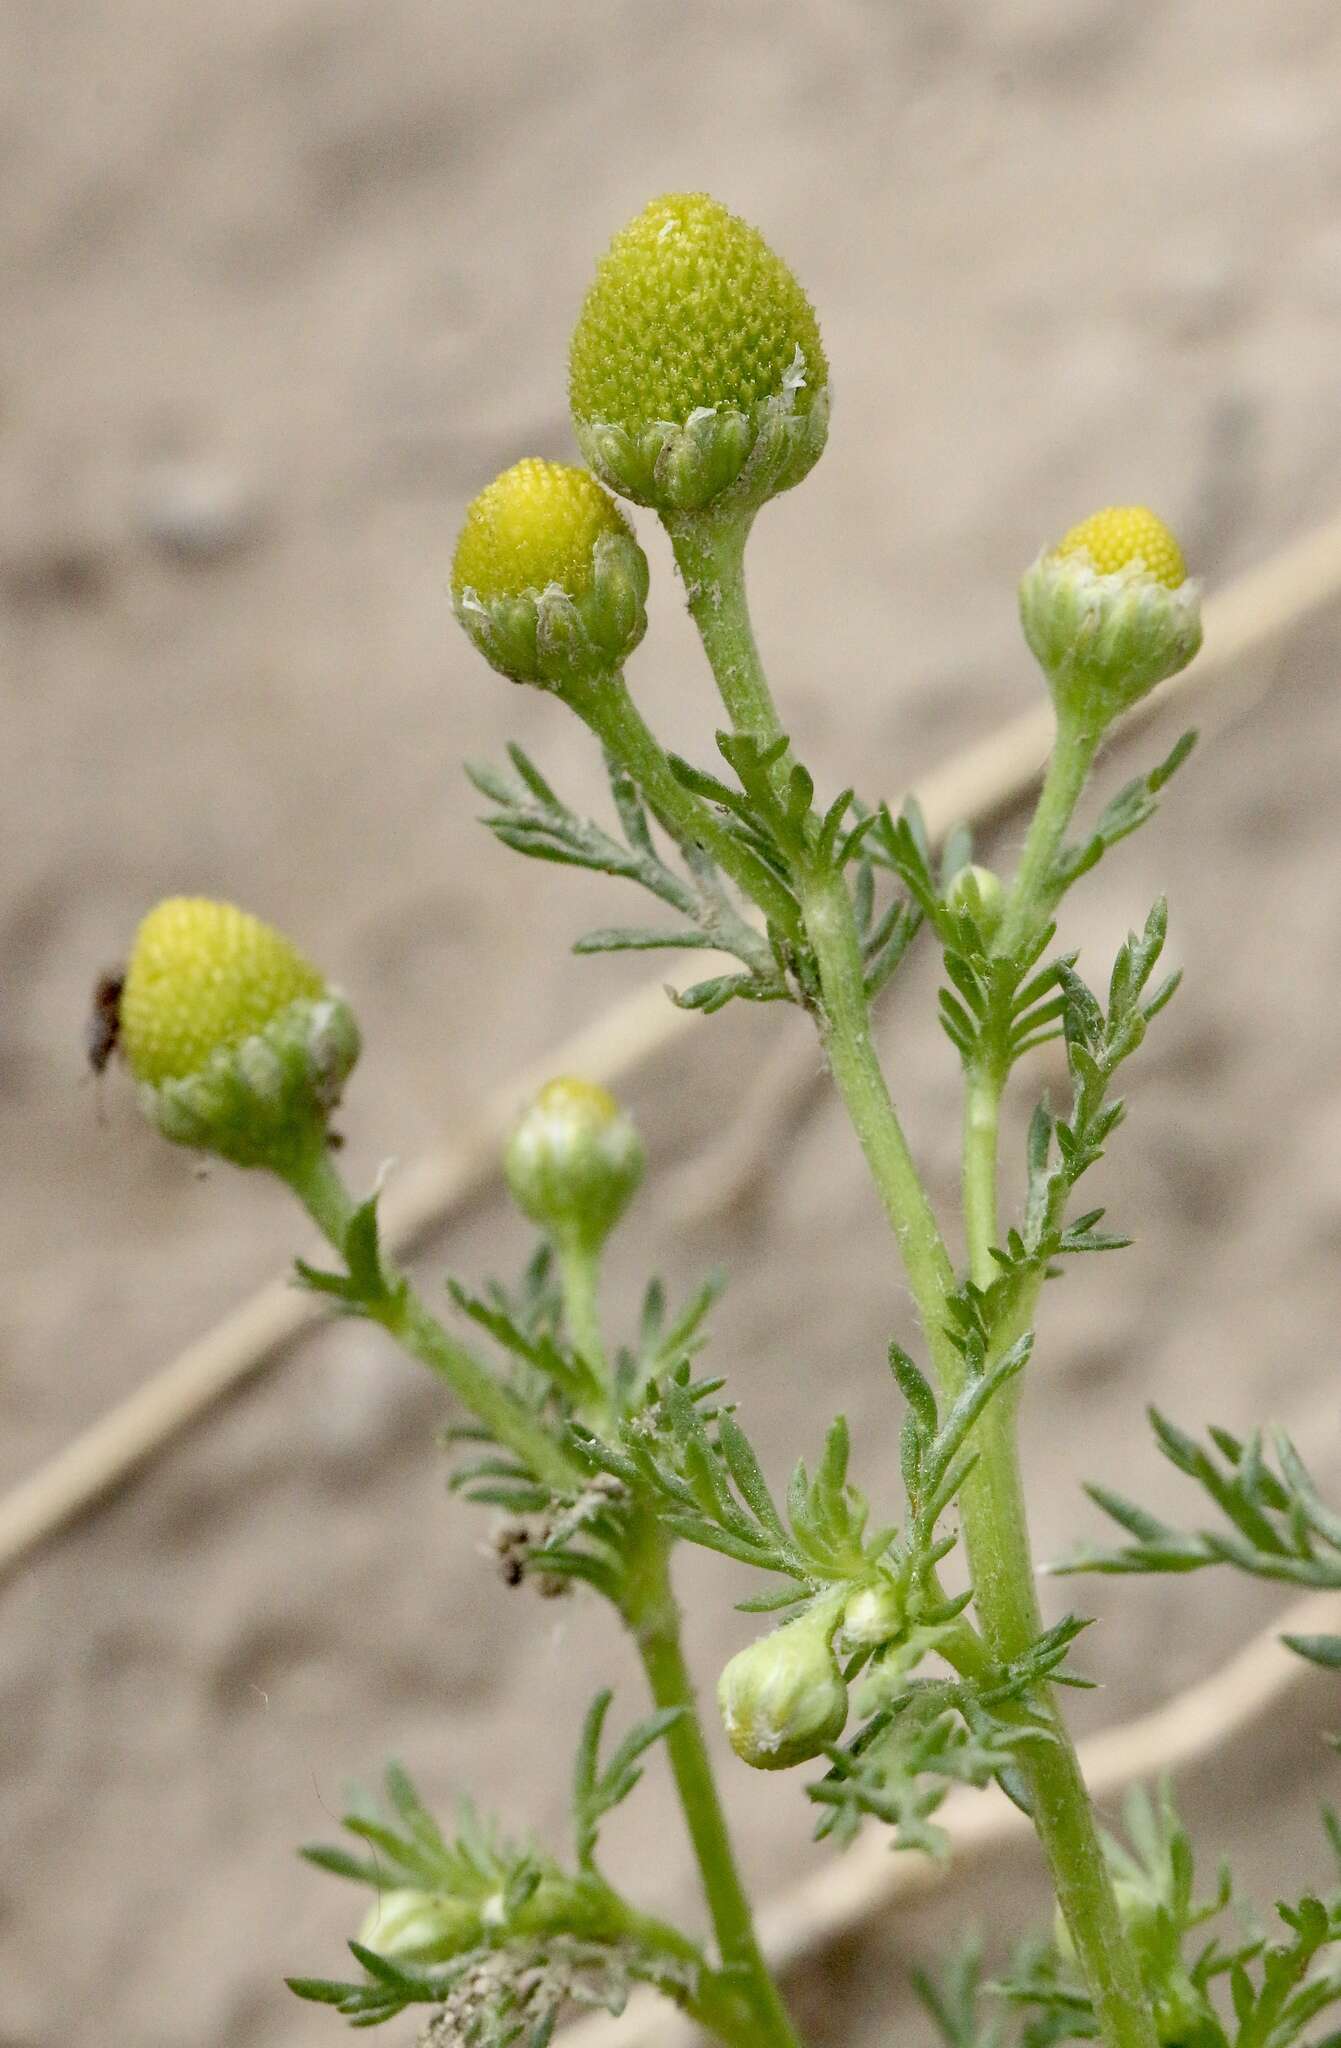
504;1077;644;1254
569;193;828;517
452;458;648;689
358;1888;481;1964
945;863;1005;943
1019;505;1201;730
718;1607;848;1771
119;897;359;1170
840;1578;905;1651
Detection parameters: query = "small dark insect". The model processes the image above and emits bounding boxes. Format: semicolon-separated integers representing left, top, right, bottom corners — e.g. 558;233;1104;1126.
86;971;125;1076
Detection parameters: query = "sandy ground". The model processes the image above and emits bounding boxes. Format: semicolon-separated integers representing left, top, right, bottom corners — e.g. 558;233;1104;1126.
5;2;1341;2043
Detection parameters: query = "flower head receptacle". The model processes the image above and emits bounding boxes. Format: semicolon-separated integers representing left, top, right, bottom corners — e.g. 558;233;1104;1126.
1019;505;1202;731
569;193;829;518
504;1077;645;1256
119;897;359;1170
452;458;649;689
717;1602;848;1771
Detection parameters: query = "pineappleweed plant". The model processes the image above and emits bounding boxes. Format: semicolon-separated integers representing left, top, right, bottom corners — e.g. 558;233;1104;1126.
105;195;1341;2048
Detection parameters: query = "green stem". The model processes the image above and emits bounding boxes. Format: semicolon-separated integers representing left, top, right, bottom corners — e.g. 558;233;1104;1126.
958;1063;1157;2048
288;1153;793;2048
621;1511;803;2048
963;1063;1004;1292
676;541;1156;2048
556;1233;607;1379
667;509;785;751
800;862;962;1398
564;668;804;946
611;1904;770;2048
280;1145;577;1495
995;711;1100;958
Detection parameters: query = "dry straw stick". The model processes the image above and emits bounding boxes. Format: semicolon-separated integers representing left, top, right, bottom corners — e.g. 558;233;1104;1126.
3;507;1341;1583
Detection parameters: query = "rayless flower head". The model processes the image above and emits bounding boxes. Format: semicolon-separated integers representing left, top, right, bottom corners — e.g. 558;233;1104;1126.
1019;505;1202;730
840;1577;905;1652
504;1077;645;1255
946;862;1006;944
357;1888;483;1966
119;897;359;1170
569;193;828;517
452;458;649;690
717;1605;848;1771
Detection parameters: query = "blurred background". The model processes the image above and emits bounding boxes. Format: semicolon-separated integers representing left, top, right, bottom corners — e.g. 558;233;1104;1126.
5;2;1341;2042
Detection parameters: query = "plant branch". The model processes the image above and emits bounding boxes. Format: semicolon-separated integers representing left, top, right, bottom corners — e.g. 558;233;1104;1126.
563;669;804;946
280;1145;578;1495
620;1509;804;2048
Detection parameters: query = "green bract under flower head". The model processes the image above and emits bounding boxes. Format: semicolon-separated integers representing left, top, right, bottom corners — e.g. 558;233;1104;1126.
504;1076;645;1254
1019;504;1202;730
717;1607;848;1771
120;897;359;1170
569;193;829;515
452;459;649;689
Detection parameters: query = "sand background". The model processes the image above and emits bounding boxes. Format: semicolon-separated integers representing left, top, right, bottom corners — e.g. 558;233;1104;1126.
5;3;1341;2043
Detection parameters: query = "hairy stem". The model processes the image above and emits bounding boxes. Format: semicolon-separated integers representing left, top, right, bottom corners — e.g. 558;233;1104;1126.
621;1511;804;2048
280;1145;577;1494
994;710;1100;958
677;542;1157;2048
564;668;804;946
548;1234;801;2048
667;509;785;751
556;1233;608;1379
799;863;962;1397
959;1063;1157;2048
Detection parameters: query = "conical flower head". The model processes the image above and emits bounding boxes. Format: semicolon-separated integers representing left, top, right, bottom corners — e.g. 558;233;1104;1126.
504;1076;644;1254
1019;504;1202;729
120;897;359;1169
357;1888;482;1966
569;193;829;515
452;459;648;688
718;1607;848;1771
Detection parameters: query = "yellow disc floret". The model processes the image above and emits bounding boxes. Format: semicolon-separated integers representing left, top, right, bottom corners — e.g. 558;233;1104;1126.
570;193;826;436
1054;506;1186;589
121;897;325;1086
452;460;632;606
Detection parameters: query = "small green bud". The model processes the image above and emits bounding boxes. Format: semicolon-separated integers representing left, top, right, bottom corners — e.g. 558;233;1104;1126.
840;1578;905;1651
358;1888;482;1964
569;193;828;516
452;458;649;689
119;898;359;1171
504;1077;645;1253
945;863;1005;942
718;1607;848;1771
1019;505;1201;731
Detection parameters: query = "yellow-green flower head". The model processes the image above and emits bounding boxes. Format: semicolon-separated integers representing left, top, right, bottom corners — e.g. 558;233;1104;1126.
1020;504;1202;729
569;193;830;515
452;459;648;690
1055;506;1187;588
504;1076;645;1255
357;1889;482;1966
945;863;1005;945
120;897;359;1170
718;1605;848;1772
840;1577;905;1652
